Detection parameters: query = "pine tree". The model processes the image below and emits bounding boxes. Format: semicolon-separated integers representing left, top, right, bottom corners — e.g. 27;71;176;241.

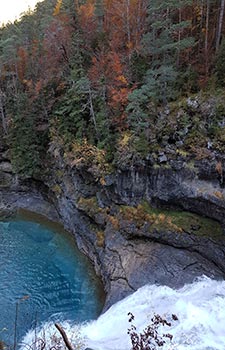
142;0;194;99
215;38;225;87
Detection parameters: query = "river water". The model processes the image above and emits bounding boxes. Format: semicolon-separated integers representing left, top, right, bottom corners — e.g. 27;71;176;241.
22;277;225;350
1;214;224;350
0;214;105;347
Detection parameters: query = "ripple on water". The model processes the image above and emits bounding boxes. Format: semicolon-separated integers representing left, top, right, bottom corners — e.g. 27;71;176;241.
0;217;105;346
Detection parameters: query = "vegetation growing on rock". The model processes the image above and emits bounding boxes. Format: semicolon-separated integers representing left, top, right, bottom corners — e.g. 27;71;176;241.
0;0;225;177
77;196;224;246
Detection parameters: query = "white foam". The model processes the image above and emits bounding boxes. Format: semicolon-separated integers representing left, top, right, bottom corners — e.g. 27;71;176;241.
21;276;225;350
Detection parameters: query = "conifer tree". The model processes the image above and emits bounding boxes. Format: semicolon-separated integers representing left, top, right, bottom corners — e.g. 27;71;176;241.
126;0;194;133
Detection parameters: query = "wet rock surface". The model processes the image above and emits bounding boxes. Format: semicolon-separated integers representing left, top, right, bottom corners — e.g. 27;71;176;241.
101;227;225;310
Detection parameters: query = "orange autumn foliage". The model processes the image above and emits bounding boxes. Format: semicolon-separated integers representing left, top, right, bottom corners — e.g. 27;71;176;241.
17;47;28;82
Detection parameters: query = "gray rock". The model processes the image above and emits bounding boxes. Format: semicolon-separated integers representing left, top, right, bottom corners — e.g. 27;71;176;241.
187;97;199;110
44;154;225;311
0;161;13;173
0;172;13;188
1;147;225;313
176;141;184;147
207;141;213;149
158;154;168;163
101;227;225;311
218;118;225;127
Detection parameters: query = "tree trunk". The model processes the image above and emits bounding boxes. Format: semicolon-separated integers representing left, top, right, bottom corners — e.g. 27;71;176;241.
88;86;98;138
126;0;131;63
177;7;182;66
216;0;225;51
205;0;210;75
0;90;7;135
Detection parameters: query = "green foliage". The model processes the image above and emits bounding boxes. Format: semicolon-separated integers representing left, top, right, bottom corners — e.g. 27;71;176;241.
53;88;87;145
126;65;177;135
9;94;49;177
144;65;178;105
10;117;49;177
54;77;82;134
215;38;225;87
0;0;225;178
143;0;194;60
52;78;111;150
126;86;150;131
175;66;199;94
133;133;150;158
130;53;149;82
140;0;194;107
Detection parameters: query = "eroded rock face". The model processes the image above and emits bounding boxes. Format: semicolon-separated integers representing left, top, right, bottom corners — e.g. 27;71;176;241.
54;188;225;311
0;171;59;222
103;162;225;223
45;155;225;310
0;152;225;311
101;226;225;310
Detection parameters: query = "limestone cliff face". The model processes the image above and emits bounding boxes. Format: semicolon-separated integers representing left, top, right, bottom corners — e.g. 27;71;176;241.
0;145;225;310
0;146;59;221
45;152;225;309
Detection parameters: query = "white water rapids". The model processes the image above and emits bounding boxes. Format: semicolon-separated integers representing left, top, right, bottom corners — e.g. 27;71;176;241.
21;276;225;350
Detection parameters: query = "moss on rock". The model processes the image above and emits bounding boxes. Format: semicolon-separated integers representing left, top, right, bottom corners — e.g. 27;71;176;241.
120;201;223;239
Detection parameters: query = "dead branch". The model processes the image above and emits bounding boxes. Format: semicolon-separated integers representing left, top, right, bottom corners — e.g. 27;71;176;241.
55;323;74;350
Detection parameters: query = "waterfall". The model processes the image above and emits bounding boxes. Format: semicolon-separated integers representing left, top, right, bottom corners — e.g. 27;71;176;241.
21;276;225;350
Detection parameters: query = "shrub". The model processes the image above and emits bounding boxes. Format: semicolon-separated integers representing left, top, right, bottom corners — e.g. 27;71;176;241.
127;312;178;350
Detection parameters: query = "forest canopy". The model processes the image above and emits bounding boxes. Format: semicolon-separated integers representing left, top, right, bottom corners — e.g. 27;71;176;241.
0;0;224;176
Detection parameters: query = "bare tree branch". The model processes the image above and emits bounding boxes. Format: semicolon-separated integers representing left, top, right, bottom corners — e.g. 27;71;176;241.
55;323;74;350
